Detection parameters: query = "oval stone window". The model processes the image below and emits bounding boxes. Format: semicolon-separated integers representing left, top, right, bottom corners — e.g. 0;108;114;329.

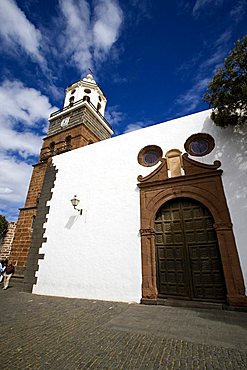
138;145;163;167
190;140;209;155
184;133;215;157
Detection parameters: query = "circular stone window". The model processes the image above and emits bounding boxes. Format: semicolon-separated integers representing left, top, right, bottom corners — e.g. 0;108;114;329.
184;133;215;157
84;88;91;94
138;145;163;167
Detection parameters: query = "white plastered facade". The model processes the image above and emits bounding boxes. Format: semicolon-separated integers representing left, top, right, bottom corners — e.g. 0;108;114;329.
33;110;247;302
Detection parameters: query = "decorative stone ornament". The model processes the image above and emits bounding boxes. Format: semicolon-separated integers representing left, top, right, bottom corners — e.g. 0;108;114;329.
165;149;183;177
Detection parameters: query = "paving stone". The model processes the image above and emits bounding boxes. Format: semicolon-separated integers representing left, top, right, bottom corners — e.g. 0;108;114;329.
0;281;246;369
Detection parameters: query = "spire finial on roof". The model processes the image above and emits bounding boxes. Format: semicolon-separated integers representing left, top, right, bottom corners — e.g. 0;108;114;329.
84;68;95;83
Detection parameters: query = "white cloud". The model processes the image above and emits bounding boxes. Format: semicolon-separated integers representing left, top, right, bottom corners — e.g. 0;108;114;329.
0;0;124;85
0;0;45;65
0;1;65;98
0;80;58;219
230;1;246;23
58;0;93;71
176;30;233;114
105;107;153;135
0;151;33;221
192;0;224;17
105;106;125;127
112;75;128;84
124;122;149;133
199;30;232;71
176;78;210;113
176;1;192;13
58;0;123;73
0;80;56;128
0;126;42;158
0;153;32;204
93;0;123;53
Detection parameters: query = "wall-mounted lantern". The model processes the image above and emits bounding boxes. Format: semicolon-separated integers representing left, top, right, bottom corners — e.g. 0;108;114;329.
70;195;83;215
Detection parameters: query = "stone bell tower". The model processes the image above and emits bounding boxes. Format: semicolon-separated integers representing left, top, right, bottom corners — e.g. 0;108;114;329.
10;73;113;277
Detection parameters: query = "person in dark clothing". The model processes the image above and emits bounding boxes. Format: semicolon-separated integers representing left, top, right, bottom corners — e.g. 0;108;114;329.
3;260;15;290
0;258;8;283
0;260;3;283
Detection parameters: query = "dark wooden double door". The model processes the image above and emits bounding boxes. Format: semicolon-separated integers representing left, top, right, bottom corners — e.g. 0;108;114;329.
155;199;226;302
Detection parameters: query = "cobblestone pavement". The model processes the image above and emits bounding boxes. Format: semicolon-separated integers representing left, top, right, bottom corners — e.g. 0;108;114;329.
0;281;247;369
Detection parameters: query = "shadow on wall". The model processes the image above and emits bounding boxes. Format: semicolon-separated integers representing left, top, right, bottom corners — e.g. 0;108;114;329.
65;211;87;229
65;216;78;230
203;117;247;214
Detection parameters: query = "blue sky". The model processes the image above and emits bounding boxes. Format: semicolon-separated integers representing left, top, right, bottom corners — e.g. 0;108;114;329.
0;0;246;221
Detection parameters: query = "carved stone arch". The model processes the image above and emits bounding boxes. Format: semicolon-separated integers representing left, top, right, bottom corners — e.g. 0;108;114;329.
138;153;247;307
146;187;225;229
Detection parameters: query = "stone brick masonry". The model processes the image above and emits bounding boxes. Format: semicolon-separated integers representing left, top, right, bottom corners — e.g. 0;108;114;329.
0;222;16;259
48;103;111;140
10;162;47;276
40;121;101;162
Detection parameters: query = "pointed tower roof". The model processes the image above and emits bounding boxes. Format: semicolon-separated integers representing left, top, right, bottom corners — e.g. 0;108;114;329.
83;71;96;84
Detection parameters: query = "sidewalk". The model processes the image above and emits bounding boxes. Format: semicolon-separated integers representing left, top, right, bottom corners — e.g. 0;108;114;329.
0;280;246;369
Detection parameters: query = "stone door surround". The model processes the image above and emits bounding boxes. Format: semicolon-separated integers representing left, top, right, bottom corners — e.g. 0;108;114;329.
138;152;247;307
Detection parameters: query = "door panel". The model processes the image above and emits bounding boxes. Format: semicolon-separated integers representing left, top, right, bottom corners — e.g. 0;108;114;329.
155;199;226;302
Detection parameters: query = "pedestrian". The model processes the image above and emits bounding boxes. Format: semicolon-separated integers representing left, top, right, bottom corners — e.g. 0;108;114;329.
3;260;15;290
0;260;3;283
0;258;7;283
2;258;8;272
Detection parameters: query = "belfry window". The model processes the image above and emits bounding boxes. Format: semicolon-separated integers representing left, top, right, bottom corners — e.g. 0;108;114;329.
49;142;55;154
69;96;75;105
83;95;90;102
65;135;72;146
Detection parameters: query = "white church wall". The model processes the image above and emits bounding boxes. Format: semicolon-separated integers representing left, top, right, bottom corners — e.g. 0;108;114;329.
33;109;247;301
201;116;247;294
